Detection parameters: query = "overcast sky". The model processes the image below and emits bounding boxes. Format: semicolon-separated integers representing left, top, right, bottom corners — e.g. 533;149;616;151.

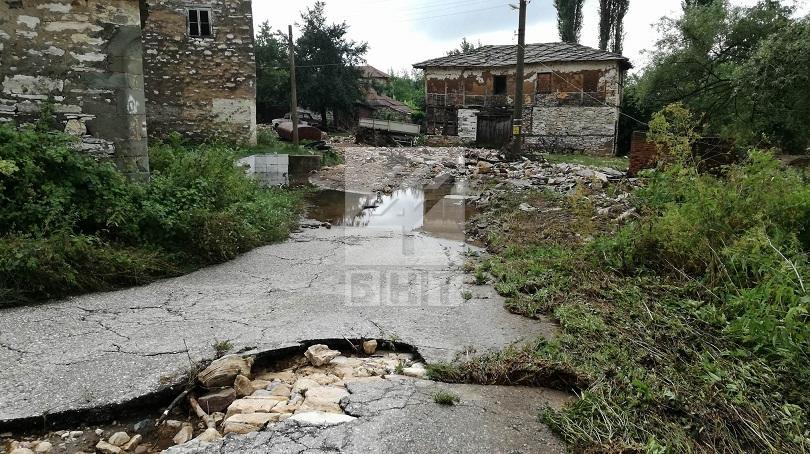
252;0;809;74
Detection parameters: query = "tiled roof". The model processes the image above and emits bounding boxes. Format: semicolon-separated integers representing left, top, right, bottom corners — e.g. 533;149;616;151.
361;65;390;79
365;92;412;114
413;42;630;69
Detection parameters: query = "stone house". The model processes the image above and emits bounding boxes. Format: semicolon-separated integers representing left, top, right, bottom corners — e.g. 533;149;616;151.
414;43;630;155
0;0;256;179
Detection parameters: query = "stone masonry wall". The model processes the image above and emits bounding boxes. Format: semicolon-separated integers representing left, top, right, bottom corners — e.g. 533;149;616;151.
0;0;150;178
457;108;479;141
141;0;257;145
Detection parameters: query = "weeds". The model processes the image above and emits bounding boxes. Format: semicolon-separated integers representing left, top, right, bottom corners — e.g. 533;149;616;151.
213;339;233;358
432;390;460;406
449;150;810;452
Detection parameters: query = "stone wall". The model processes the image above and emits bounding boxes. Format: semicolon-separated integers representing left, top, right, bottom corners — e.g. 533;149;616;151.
141;0;257;145
457;108;479;141
0;0;150;178
525;106;617;155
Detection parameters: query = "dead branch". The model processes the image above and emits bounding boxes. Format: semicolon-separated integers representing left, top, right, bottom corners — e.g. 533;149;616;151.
155;389;189;427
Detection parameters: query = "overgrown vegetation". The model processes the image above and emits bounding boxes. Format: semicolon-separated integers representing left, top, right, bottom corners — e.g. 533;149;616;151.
543;153;629;171
0;125;303;305
434;112;810;450
628;0;810;152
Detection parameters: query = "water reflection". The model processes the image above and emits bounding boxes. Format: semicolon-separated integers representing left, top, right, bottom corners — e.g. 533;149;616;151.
307;180;471;241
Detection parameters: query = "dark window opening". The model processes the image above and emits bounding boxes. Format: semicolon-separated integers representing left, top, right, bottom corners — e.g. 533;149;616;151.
537;73;552;94
583;70;600;93
493;75;507;96
188;9;212;37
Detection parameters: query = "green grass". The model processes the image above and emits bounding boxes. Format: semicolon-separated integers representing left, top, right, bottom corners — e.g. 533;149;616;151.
432;390;461;405
544;153;629;171
434;153;810;452
248;128;343;167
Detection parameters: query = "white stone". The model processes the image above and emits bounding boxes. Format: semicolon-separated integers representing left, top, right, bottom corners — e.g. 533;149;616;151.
172;424;193;445
108;431;130;446
288;411;356;426
95;441;121;454
192;428;222;443
34;442;52;453
304;344;341;367
362;340;378;355
121;434;142;451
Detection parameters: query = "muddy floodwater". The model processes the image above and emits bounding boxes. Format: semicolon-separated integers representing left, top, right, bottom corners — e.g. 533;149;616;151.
306;180;474;241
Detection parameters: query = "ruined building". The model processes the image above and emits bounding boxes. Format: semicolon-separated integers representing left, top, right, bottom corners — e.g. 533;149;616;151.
0;0;256;179
414;43;630;155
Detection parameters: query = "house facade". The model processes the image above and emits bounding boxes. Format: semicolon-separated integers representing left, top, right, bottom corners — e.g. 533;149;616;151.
414;43;630;155
0;0;256;179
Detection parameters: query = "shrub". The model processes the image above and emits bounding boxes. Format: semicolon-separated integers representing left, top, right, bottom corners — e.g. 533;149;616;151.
0;125;303;304
600;149;810;373
0;125;136;237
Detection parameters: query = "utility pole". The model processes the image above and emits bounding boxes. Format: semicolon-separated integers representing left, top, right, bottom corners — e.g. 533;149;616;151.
510;0;527;159
288;25;299;146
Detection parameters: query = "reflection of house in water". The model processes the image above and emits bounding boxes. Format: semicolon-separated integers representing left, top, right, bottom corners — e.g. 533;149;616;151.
421;185;468;242
307;181;469;241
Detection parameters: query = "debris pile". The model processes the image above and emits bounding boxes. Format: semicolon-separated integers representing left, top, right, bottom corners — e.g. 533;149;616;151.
2;344;425;454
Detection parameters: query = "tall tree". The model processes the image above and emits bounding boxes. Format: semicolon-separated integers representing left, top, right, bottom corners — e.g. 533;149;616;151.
599;0;629;53
634;0;798;148
447;37;482;56
295;2;368;129
554;0;584;43
254;22;290;106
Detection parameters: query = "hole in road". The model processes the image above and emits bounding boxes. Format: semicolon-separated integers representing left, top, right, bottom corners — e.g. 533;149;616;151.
1;340;424;454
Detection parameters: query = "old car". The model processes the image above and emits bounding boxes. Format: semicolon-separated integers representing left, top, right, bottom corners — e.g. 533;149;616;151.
271;112;321;129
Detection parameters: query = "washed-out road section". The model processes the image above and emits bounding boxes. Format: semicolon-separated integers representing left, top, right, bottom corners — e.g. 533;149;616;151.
0;227;555;424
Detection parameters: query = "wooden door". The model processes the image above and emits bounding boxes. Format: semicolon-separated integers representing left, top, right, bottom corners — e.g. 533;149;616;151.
476;114;512;149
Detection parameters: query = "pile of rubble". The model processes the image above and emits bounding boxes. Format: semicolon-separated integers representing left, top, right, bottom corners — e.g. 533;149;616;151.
463;149;636;193
2;343;425;454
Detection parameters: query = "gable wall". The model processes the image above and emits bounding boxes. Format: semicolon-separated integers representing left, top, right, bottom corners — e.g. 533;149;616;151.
141;0;257;145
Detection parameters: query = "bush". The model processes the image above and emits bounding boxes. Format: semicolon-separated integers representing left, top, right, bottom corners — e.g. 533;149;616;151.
600;150;810;368
0;125;303;305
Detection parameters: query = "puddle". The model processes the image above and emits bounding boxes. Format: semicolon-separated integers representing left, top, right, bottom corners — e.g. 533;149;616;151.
306;180;475;241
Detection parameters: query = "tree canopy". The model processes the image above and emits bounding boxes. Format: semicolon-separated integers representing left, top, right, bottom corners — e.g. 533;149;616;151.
627;0;809;152
295;2;368;129
446;37;482;56
554;0;585;43
254;22;290;107
598;0;629;53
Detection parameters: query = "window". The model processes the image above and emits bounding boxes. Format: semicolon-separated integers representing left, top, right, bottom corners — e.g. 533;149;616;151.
537;73;552;94
583;70;600;93
493;75;507;95
188;9;212;37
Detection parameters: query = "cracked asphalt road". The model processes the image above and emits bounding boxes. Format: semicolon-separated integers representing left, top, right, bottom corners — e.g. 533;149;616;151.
0;227;555;423
166;377;570;454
